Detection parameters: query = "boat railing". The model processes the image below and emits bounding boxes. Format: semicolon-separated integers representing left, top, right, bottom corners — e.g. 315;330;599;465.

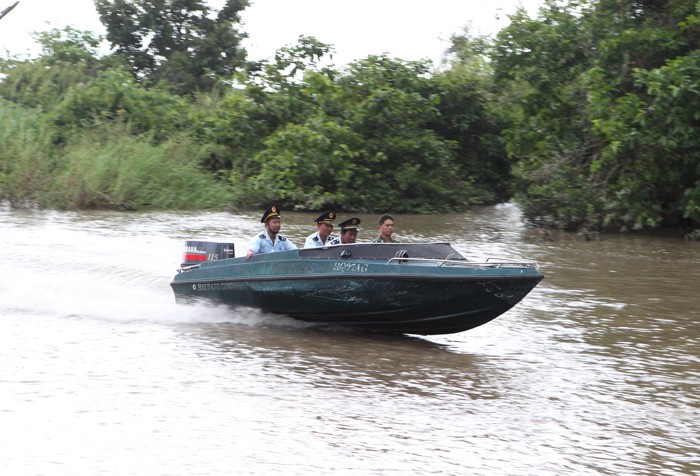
483;257;540;269
386;256;539;269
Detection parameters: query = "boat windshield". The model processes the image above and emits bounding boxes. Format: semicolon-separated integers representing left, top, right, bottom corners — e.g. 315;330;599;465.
299;243;466;261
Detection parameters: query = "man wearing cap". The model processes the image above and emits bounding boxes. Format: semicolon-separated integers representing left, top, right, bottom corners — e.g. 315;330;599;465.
303;211;337;248
245;205;297;259
327;218;361;245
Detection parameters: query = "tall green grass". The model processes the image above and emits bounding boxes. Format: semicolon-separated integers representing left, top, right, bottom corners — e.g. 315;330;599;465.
0;100;58;206
1;100;234;210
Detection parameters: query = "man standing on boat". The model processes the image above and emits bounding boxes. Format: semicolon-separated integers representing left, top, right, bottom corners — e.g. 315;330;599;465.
245;206;297;259
327;218;361;245
303;211;337;248
371;213;399;243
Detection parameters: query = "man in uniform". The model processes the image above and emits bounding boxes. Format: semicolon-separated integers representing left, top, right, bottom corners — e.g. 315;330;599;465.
328;218;361;245
371;213;399;243
304;211;337;248
245;205;297;259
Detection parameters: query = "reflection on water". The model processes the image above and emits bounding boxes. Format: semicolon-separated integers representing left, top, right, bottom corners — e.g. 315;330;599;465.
0;204;698;475
186;323;491;400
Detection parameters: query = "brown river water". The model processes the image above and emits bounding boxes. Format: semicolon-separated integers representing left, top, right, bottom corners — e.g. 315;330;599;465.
1;204;698;475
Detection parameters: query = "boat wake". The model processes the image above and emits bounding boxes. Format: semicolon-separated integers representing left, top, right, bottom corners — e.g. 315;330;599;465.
0;261;313;330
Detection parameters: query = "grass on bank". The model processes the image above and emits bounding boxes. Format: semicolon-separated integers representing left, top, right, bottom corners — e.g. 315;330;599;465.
0;102;234;210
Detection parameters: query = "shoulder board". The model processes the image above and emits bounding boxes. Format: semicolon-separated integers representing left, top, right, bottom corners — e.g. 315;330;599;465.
258;233;265;239
313;236;319;242
279;235;287;241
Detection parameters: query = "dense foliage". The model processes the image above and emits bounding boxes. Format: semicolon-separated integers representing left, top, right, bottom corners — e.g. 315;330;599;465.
95;0;249;94
483;0;700;231
0;0;698;233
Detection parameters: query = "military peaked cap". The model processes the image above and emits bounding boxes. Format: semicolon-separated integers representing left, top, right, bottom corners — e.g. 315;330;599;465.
314;211;336;224
261;205;281;223
338;217;361;231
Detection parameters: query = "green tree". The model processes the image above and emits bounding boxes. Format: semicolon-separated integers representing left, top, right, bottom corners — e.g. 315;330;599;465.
194;36;338;199
488;1;598;229
329;55;469;212
437;31;511;203
486;0;700;231
94;0;249;94
243;118;363;210
583;0;700;228
243;35;336;129
0;27;106;109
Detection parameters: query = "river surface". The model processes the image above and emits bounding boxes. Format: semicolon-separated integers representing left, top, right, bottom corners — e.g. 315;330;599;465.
1;204;698;475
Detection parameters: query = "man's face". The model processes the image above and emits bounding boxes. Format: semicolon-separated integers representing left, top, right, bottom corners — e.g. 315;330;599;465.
318;222;334;240
266;217;282;235
342;230;357;243
379;219;394;237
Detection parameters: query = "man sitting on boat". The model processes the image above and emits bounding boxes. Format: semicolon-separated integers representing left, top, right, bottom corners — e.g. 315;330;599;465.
327;218;361;245
245;206;297;259
303;211;337;248
371;213;400;243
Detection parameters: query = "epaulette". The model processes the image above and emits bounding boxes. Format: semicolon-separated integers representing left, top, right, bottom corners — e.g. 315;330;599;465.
258;233;265;239
279;235;287;241
313;236;319;242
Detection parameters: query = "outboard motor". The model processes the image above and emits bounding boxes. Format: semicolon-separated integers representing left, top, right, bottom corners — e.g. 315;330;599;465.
180;241;235;268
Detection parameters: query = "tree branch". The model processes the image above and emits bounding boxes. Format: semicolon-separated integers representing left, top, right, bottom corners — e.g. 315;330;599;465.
0;1;19;22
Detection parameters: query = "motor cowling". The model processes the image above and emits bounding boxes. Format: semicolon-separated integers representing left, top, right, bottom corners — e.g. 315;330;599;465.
180;240;235;268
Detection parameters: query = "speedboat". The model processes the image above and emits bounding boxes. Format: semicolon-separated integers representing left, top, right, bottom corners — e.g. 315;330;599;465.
170;241;544;335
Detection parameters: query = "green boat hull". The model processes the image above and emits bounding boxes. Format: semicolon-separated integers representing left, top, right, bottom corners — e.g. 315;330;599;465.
170;243;544;335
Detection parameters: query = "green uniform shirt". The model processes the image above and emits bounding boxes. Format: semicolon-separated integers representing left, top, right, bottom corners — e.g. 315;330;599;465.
371;235;399;243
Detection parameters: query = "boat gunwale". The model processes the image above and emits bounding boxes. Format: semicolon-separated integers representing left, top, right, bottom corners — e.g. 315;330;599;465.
175;260;540;275
171;271;544;286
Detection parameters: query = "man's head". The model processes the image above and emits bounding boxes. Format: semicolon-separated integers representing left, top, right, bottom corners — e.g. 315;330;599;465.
314;211;336;240
377;213;395;238
261;206;282;236
338;217;361;244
